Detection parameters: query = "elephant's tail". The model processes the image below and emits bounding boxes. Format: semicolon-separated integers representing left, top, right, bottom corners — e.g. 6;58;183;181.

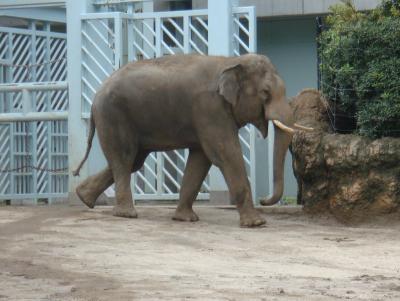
72;110;95;177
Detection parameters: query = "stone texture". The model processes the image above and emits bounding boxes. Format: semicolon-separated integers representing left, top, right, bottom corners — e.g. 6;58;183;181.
290;89;400;222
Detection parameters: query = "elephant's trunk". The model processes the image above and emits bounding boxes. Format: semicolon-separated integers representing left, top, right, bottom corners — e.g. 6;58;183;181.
260;103;294;206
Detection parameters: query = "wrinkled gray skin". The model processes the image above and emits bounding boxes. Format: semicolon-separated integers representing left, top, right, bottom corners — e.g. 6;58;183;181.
74;54;294;227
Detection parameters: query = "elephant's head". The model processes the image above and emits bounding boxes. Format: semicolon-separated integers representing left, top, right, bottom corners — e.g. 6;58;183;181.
217;54;312;206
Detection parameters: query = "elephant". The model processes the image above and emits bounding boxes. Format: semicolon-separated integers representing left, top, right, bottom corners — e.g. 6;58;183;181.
73;54;311;227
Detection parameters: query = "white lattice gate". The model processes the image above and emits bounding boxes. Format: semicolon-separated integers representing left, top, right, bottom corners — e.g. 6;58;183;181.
80;5;257;200
0;22;68;203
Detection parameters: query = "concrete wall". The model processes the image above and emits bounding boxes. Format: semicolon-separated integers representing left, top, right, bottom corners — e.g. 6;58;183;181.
256;16;318;199
193;0;380;16
240;0;380;17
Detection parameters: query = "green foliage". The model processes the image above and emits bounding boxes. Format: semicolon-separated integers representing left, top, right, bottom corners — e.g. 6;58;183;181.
319;0;400;138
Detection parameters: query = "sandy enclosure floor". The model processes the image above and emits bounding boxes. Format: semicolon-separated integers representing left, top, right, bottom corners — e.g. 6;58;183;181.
0;205;399;301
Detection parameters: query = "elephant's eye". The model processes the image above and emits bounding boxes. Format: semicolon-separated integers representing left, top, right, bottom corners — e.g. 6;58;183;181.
261;89;270;102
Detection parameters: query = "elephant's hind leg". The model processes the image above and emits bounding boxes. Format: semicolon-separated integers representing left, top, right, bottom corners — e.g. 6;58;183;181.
173;149;211;222
76;167;113;208
110;152;138;218
75;151;149;209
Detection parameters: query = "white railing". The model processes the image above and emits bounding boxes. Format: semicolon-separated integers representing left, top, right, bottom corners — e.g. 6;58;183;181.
0;23;68;203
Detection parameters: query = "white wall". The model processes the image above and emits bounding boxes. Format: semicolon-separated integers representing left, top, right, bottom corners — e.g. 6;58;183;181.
257;17;318;199
193;0;380;16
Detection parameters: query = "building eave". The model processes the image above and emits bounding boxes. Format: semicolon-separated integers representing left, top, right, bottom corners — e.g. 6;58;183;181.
0;0;65;9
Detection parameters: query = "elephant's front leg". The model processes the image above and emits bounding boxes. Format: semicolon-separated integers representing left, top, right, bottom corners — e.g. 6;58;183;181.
173;149;211;222
202;133;266;227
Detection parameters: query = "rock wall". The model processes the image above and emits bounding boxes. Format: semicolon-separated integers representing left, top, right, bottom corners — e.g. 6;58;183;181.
290;89;400;221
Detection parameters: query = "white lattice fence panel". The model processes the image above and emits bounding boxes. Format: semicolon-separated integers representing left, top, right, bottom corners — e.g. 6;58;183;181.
0;24;68;201
81;16;118;115
0;32;9;61
125;10;210;199
0;125;11;195
189;15;208;55
80;7;255;200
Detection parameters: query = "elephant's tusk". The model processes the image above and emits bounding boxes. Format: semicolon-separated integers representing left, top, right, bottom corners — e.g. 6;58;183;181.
272;120;295;134
293;123;314;132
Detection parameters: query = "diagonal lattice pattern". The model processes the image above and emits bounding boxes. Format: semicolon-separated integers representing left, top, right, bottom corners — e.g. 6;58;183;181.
0;24;68;201
81;8;255;200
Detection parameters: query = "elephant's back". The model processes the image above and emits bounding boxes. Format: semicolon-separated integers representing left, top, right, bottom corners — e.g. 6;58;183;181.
97;55;223;107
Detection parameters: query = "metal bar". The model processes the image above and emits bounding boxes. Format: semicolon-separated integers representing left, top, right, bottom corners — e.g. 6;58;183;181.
81;30;114;68
195;16;208;31
0;26;66;39
189;40;205;55
156;152;163;194
114;14;124;70
81;12;127;20
24;23;38;202
0;81;68;92
0;111;68;122
166;17;184;36
82;46;110;77
161;24;183;50
86;20;112;48
233;17;250;36
82;62;103;85
232;6;254;14
132;24;157;53
233;33;250;53
0;193;68;200
155;17;162;57
189;23;208;47
136;171;157;193
142;20;156;37
162;153;184;178
161;40;175;55
162;182;173;194
248;6;257;52
133;41;151;59
127;19;134;61
82;76;98;95
183;15;190;54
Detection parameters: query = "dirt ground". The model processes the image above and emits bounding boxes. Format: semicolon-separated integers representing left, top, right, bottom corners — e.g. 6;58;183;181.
0;205;399;301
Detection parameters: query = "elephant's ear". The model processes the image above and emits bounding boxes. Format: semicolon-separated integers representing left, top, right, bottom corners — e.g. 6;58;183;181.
217;64;243;106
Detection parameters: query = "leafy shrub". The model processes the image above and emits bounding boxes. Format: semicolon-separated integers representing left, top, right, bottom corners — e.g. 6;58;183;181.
319;0;400;138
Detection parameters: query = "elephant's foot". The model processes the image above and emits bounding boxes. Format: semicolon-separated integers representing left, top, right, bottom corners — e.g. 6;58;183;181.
172;207;199;222
76;184;98;209
112;205;138;218
239;208;266;227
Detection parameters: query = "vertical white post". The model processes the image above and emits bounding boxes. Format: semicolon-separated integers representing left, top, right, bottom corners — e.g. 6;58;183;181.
127;18;134;62
29;21;38;203
45;22;52;199
208;0;238;56
7;32;14;196
156;152;163;194
155;17;162;57
245;6;258;203
114;14;123;69
248;6;257;53
143;0;155;59
183;15;190;54
141;1;157;194
67;0;94;204
207;0;238;204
